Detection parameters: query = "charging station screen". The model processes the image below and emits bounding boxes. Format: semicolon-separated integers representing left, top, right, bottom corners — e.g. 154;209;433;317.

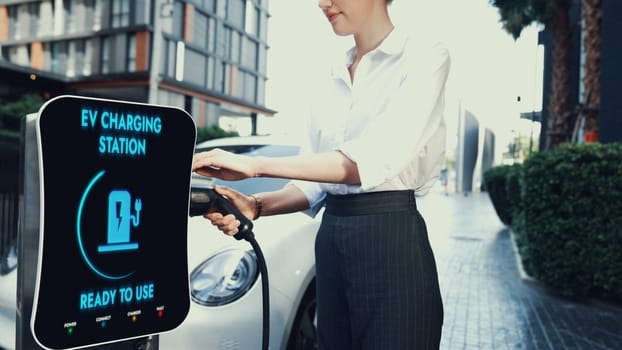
32;95;195;349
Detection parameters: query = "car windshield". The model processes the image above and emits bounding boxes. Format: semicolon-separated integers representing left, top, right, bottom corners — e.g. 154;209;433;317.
192;143;300;194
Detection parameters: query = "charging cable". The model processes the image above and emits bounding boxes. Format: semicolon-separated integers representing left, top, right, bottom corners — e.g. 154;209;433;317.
189;187;269;350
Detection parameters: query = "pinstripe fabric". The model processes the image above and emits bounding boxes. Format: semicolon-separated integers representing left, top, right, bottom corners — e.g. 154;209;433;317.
315;191;443;350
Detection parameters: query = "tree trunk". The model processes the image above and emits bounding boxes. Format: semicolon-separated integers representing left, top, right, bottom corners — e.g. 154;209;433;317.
580;0;601;142
546;0;573;149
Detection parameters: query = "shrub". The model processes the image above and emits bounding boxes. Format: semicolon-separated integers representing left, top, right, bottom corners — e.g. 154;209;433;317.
506;163;524;234
519;143;622;299
0;94;45;138
483;164;514;226
196;125;238;144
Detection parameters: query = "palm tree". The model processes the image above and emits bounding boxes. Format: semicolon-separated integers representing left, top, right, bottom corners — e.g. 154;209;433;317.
577;0;601;142
490;0;574;149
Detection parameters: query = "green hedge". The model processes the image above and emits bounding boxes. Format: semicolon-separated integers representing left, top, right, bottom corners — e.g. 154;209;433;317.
505;163;524;234
483;164;514;226
484;143;622;300
196;125;238;144
521;143;622;298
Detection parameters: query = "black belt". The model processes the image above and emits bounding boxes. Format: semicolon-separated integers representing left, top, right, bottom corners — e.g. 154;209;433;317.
325;190;417;216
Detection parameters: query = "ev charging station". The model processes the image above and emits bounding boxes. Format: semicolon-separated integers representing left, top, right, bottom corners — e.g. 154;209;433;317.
18;95;196;349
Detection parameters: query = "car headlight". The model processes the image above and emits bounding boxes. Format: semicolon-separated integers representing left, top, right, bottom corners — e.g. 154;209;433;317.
189;249;258;306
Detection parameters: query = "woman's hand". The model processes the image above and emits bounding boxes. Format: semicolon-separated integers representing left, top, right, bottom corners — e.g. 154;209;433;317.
204;186;257;236
192;148;259;181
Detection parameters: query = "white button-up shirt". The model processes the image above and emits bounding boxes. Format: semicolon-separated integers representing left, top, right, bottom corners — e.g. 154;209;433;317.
292;28;451;216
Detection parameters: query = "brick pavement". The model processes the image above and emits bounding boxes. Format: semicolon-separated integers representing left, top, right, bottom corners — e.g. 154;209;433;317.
417;190;622;350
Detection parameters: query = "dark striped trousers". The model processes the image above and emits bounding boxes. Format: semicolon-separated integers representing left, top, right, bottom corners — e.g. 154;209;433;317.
315;190;443;350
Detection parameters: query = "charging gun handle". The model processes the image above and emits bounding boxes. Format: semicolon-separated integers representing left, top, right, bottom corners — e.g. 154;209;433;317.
189;187;268;350
189;187;254;241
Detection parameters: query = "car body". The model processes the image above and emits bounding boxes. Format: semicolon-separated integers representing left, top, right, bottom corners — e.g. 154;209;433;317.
0;134;320;350
160;134;320;350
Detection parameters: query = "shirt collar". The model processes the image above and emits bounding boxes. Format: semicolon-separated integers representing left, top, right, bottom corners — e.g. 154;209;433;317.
375;26;407;55
331;27;408;80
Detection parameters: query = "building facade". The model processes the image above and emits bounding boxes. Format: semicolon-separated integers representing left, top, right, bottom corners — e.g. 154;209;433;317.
0;0;275;132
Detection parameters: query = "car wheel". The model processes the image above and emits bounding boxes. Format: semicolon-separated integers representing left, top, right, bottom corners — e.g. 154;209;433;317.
286;280;317;350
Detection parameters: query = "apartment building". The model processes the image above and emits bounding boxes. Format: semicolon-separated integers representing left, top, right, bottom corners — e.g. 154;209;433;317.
0;0;275;131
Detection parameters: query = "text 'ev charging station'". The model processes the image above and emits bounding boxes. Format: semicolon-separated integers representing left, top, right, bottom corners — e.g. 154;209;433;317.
30;95;196;350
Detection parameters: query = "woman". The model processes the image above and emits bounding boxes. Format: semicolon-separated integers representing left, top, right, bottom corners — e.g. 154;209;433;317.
192;0;450;348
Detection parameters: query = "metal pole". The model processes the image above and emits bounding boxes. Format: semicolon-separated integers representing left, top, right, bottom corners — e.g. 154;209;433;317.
148;0;164;104
529;111;535;154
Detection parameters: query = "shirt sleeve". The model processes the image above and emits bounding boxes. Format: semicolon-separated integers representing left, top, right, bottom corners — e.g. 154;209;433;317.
288;96;327;218
338;43;451;191
287;180;326;218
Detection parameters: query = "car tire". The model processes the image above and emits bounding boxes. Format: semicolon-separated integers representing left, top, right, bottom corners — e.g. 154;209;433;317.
286;280;317;350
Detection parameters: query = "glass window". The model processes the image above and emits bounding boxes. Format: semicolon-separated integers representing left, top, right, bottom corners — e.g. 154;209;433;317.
227;0;244;28
165;39;177;78
207;56;214;89
235;69;244;99
184;49;207;86
244;72;256;103
202;0;217;13
73;40;85;76
8;6;18;40
207;17;216;52
223;63;231;94
158;90;185;110
230;30;241;63
83;39;93;76
111;0;130;27
66;41;77;77
172;0;184;38
216;25;230;59
73;0;87;32
51;41;68;74
28;3;40;37
217;0;227;18
205;101;219;125
191;97;203;126
258;45;266;75
241;37;257;70
193;11;208;50
256;76;265;105
244;3;258;36
127;34;136;72
259;10;268;42
91;0;102;30
101;37;110;73
63;0;76;33
214;59;225;93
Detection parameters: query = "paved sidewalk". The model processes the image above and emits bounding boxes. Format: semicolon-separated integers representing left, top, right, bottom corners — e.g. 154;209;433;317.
417;190;622;350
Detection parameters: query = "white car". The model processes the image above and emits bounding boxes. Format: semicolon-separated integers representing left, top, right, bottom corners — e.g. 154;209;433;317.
0;134;320;350
160;134;320;350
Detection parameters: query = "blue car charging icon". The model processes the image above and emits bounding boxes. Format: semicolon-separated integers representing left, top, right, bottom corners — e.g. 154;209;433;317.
98;190;142;253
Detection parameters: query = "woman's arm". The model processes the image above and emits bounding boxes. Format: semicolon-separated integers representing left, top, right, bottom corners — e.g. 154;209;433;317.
193;149;361;185
205;184;312;236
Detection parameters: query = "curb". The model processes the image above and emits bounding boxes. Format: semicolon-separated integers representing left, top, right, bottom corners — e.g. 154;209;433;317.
508;229;544;287
509;229;622;312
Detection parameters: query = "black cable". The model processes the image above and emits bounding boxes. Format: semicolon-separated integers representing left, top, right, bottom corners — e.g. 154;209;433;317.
189;187;270;350
247;233;269;350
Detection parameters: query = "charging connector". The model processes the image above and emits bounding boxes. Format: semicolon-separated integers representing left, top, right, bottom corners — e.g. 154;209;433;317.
189;187;269;350
189;187;254;241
